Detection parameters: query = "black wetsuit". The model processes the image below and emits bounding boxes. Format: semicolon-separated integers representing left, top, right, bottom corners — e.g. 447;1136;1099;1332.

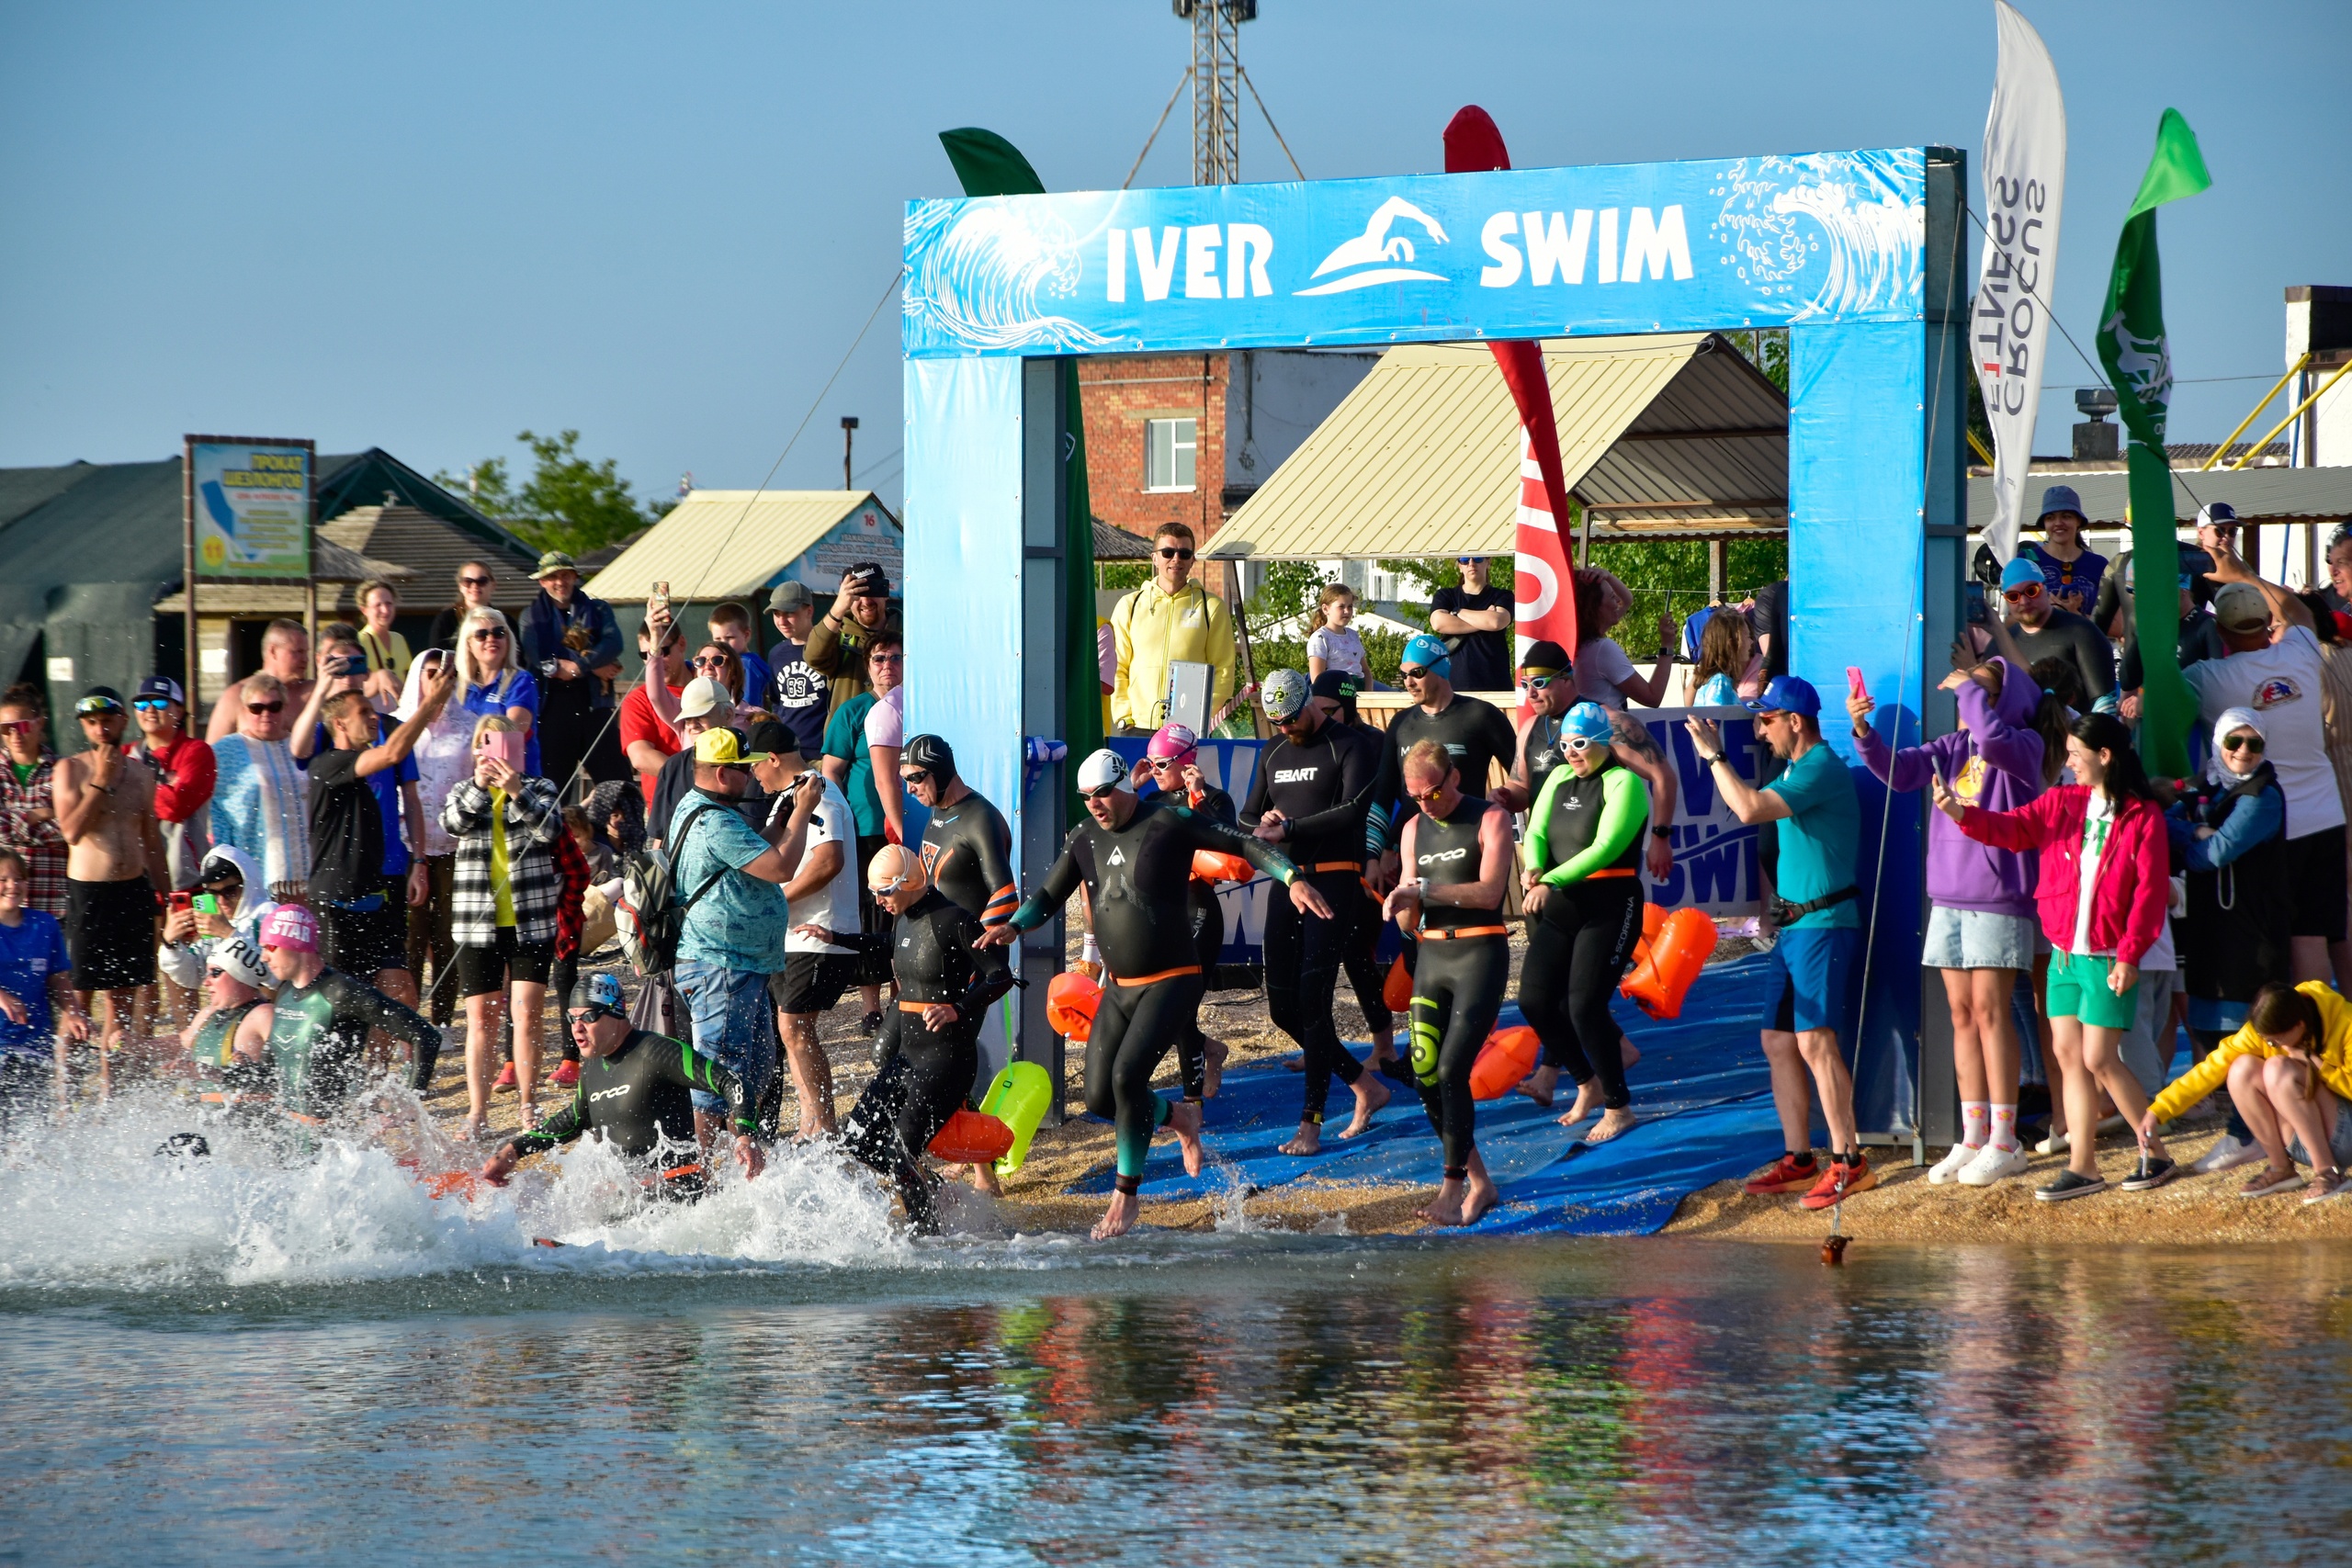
510;1028;755;1199
1244;717;1381;1125
919;787;1019;929
1334;718;1396;1048
258;966;441;1117
1518;760;1648;1111
1368;694;1518;855
1008;792;1301;1192
1403;798;1509;1178
1169;783;1235;1102
192;998;266;1072
842;887;1015;1231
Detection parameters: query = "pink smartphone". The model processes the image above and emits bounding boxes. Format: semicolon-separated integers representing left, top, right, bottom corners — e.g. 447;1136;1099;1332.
477;731;526;773
1847;666;1869;702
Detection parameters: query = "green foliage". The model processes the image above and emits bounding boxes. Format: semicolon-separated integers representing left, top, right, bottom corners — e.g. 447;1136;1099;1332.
1583;537;1787;660
1097;560;1150;593
435;430;657;557
1251;626;1409;688
1375;557;1514;597
1241;559;1329;643
1727;329;1791;393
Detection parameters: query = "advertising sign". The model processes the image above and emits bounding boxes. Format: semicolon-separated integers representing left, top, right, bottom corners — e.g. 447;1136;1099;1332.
904;149;1927;359
186;438;312;579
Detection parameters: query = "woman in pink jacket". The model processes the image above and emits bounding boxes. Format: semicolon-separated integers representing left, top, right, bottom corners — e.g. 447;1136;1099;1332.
1933;713;2180;1202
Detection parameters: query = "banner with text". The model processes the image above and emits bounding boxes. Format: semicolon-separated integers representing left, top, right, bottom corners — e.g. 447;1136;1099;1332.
187;439;311;580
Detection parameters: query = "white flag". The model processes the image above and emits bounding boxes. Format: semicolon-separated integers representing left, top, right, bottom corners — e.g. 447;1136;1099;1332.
1974;0;2066;566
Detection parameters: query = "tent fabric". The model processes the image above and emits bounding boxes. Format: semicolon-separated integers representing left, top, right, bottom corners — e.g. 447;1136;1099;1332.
1069;953;1787;1236
582;490;899;604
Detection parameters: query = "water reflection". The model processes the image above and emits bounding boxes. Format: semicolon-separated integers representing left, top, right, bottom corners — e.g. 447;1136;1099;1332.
4;1241;2349;1564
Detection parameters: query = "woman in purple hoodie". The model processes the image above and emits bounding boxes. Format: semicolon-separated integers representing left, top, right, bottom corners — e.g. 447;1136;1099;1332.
1850;653;2068;1188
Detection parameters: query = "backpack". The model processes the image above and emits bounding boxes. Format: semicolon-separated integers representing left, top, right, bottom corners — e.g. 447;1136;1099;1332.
615;802;730;976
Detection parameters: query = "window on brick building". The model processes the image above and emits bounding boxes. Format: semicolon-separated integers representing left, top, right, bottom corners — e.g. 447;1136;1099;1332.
1144;418;1196;491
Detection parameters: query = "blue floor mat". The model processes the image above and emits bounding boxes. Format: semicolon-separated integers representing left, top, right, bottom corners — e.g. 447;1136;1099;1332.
1069;953;1788;1235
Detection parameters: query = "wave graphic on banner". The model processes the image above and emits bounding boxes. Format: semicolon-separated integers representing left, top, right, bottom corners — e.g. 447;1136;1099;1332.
904;198;1120;355
1708;150;1925;322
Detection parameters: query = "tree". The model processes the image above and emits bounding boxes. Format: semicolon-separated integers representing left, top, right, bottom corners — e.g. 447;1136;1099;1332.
435;430;663;557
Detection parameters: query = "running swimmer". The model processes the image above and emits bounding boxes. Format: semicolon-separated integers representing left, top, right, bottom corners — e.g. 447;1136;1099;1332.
177;932;276;1097
1382;739;1512;1226
1364;633;1515;903
479;973;763;1197
1310;670;1400;1080
1137;722;1233;1104
980;749;1331;1239
1517;703;1649;1142
841;844;1016;1234
1244;670;1389;1153
250;905;443;1120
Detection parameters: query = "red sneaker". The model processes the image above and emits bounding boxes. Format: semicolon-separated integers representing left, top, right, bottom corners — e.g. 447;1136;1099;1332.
550;1060;580;1088
1743;1155;1821;1195
1800;1155;1877;1211
493;1063;518;1091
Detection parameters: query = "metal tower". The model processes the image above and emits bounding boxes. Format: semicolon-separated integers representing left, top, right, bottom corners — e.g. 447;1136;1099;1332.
1176;0;1254;184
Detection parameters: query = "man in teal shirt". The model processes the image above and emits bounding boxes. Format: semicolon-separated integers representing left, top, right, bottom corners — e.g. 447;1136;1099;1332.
1685;675;1870;1210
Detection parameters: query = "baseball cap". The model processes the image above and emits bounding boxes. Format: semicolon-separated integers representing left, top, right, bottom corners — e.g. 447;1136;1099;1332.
2037;484;2084;523
1999;556;2046;593
767;581;815;615
741;718;797;758
1309;669;1360;703
1075;748;1132;795
903;733;956;778
207;933;273;991
676;676;729;721
1518;639;1571;674
576;972;627;1019
2212;581;2271;634
135;675;186;707
1742;674;1822;718
2198;502;2240;533
845;561;890;598
1561;703;1615;744
74;686;125;716
1401;633;1453;677
1260;668;1312;722
261;905;318;953
694;727;769;766
531;550;580;579
1147;723;1199;761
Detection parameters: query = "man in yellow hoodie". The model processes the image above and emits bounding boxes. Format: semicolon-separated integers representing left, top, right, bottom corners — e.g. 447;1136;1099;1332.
2143;980;2352;1202
1111;523;1236;736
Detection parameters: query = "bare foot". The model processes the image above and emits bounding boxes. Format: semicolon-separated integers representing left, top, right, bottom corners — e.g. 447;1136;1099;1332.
968;1162;1002;1195
1586;1107;1636;1145
1558;1079;1602;1127
1620;1036;1642;1072
1459;1165;1499;1224
1278;1120;1323;1157
1519;1063;1559;1109
1339;1074;1389;1138
1420;1178;1465;1225
1091;1190;1141;1240
1169;1098;1205;1177
1202;1036;1229;1099
1283;1056;1304;1073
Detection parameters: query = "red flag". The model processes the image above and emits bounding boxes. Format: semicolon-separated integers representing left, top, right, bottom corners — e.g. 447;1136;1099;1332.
1442;106;1578;666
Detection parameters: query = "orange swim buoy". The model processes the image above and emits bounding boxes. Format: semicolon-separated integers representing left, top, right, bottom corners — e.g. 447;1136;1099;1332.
928;1108;1015;1165
1468;1024;1541;1100
1382;952;1413;1015
1619;906;1714;1020
1046;970;1102;1043
1191;849;1254;884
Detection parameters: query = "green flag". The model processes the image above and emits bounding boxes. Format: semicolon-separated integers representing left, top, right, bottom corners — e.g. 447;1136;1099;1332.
2097;107;2211;778
939;129;1104;803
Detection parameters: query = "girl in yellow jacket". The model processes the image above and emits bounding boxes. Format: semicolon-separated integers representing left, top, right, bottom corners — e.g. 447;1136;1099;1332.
2142;980;2352;1203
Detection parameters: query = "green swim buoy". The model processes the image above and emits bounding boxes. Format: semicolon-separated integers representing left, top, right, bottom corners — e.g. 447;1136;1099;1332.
980;1061;1053;1176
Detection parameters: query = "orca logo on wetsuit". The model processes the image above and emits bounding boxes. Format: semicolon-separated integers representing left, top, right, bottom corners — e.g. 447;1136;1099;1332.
1419;847;1469;865
591;1084;631;1103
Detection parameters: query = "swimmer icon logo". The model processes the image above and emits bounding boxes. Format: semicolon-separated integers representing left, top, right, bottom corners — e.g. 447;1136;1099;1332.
1296;197;1451;296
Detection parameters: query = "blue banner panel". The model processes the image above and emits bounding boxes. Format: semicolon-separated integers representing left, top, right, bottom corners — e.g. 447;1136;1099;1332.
905;150;1926;358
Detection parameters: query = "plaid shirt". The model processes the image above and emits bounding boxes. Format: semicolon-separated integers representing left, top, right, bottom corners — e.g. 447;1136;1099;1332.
0;751;68;919
439;776;563;947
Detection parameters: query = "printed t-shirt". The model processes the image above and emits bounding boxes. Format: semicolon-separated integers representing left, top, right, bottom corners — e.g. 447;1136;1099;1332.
2185;626;2345;837
0;911;70;1059
784;775;860;955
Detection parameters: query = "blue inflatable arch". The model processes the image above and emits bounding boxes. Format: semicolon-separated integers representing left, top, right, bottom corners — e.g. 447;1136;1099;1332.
901;147;1970;1142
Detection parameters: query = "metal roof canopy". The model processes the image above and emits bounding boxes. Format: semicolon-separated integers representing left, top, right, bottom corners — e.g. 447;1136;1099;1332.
584;490;901;603
1204;332;1788;561
1966;465;2352;530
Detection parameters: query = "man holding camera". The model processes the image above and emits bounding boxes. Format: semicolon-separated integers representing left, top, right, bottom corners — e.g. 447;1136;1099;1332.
519;551;623;799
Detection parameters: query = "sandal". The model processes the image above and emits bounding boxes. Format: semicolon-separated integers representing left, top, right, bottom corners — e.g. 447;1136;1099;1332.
2304;1168;2345;1205
2238;1164;2302;1199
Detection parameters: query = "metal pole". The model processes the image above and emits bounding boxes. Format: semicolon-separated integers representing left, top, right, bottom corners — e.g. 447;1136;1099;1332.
841;415;859;490
182;439;198;717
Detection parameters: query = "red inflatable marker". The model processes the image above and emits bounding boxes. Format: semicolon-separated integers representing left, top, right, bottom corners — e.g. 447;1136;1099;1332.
1468;1024;1541;1100
1620;907;1715;1020
928;1108;1015;1166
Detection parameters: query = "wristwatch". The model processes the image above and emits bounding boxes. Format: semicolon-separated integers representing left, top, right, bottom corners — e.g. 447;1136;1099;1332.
1698;751;1726;768
1649;825;1672;839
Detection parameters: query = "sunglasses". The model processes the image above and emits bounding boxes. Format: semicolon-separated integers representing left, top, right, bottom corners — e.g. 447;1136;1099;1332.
471;628;508;641
245;701;286;715
1456;556;1487;566
1408;783;1449;803
899;769;934;788
0;720;36;736
1400;666;1435;682
868;651;903;664
132;697;174;712
74;702;122;717
691;654;729;669
460;576;494;588
1156;547;1196;560
2222;734;2266;753
2003;583;2044;603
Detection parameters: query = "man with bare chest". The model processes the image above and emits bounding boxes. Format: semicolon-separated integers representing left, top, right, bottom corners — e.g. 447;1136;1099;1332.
52;687;166;1071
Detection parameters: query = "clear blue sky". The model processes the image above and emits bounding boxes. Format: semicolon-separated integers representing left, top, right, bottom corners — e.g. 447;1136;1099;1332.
5;1;2345;518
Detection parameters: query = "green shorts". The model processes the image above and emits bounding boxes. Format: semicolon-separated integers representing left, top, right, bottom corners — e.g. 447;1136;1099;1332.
2046;949;2139;1032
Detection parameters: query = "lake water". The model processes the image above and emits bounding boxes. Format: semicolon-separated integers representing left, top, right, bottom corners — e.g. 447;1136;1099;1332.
5;1090;2350;1565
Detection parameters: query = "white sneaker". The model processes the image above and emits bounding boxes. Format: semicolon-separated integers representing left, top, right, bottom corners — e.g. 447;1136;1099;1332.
2035;1132;2068;1156
2188;1133;2262;1176
1928;1144;1983;1184
1957;1143;2031;1187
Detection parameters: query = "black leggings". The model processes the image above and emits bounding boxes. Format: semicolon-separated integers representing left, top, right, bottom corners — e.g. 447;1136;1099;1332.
842;1010;978;1233
1265;870;1364;1123
1174;881;1225;1100
1340;883;1394;1034
1087;970;1206;1190
1518;880;1644;1111
1408;933;1509;1176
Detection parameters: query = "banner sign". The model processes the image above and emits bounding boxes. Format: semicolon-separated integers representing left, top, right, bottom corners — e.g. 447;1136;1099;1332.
187;438;312;579
904;149;1926;359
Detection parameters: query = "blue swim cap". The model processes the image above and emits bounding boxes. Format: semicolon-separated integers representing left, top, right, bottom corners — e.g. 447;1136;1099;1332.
1999;555;2045;592
1401;633;1452;676
582;972;626;1017
1562;702;1615;744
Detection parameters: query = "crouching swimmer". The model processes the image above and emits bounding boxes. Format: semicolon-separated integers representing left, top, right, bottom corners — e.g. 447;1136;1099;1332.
842;844;1016;1234
479;974;763;1198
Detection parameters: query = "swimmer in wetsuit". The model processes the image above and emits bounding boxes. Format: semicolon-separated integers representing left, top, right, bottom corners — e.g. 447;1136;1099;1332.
480;973;763;1196
841;844;1016;1233
1137;723;1234;1104
1310;670;1401;1078
980;748;1332;1240
1382;738;1514;1226
250;905;442;1119
177;932;276;1101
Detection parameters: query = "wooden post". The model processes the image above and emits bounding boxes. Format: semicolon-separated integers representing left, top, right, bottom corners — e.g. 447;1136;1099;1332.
1708;539;1726;602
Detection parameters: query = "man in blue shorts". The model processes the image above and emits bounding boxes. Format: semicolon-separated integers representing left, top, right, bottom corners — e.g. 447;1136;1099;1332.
1686;675;1868;1209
